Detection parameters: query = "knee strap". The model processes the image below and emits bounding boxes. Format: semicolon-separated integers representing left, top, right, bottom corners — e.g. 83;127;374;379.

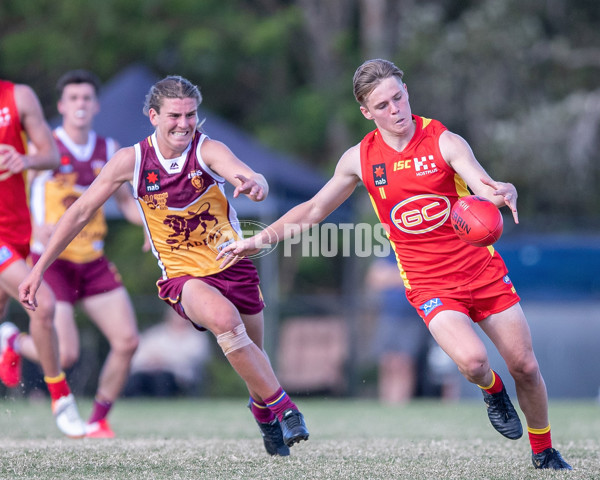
216;324;253;355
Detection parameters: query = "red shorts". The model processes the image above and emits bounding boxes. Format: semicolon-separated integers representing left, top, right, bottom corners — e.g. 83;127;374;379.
157;258;265;328
30;254;123;304
406;259;520;327
0;240;29;274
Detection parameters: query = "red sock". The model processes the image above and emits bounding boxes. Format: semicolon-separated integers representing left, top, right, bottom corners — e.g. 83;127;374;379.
44;372;71;401
528;425;552;454
480;370;504;394
249;397;276;424
264;388;298;421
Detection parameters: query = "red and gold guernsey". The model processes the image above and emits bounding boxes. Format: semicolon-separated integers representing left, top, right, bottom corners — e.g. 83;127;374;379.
360;115;506;290
132;131;243;279
30;127;115;263
0;80;31;247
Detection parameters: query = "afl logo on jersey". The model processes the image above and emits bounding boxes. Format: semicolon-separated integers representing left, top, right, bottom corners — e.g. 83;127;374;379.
372;163;387;186
144;169;160;192
390;194;450;234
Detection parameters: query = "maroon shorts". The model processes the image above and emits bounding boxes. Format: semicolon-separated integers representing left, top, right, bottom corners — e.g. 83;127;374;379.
157;258;265;327
30;254;123;304
0;240;29;274
406;257;521;327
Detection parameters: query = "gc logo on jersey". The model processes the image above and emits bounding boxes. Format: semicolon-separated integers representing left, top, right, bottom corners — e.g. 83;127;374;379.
144;169;160;192
390;194;450;234
372;163;387;186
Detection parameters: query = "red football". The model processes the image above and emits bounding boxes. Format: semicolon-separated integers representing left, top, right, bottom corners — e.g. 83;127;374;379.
450;195;503;247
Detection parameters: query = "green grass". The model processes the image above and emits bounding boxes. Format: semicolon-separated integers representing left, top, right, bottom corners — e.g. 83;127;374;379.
1;397;598;479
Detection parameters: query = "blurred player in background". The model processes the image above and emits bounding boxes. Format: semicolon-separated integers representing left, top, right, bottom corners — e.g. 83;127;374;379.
123;307;211;397
18;75;309;456
8;70;143;438
365;253;459;404
218;59;572;470
0;78;86;438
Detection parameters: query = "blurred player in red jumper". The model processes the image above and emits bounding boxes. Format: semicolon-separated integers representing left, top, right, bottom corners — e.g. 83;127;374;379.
10;70;143;438
0;79;86;438
217;59;571;470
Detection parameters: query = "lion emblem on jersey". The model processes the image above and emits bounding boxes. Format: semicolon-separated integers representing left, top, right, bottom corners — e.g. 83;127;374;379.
190;174;205;192
164;202;218;244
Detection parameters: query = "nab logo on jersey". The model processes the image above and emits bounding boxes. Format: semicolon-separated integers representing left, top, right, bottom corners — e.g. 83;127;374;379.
144;169;160;192
373;164;387;186
58;156;73;174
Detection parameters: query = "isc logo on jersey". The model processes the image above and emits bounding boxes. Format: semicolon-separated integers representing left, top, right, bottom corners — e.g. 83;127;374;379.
390;194;450;234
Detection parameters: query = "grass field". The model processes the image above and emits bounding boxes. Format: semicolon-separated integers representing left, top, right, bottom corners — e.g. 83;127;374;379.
1;396;598;479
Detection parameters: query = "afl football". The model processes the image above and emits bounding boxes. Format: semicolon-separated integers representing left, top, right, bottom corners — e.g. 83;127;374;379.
451;195;503;247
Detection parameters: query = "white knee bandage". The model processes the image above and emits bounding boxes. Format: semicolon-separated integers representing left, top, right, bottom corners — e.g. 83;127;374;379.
216;324;253;355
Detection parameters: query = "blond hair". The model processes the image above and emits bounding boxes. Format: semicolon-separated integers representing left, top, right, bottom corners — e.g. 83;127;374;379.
352;59;404;106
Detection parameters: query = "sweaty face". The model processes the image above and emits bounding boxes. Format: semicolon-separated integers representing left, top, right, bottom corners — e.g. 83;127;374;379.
57;83;99;130
360;76;413;137
149;97;199;158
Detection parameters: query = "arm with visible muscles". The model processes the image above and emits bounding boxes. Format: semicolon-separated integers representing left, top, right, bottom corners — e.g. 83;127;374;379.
440;130;519;224
0;85;59;177
217;145;362;266
201;138;268;202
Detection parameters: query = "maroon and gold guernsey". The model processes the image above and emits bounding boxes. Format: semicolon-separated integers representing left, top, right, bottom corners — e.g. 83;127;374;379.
0;80;31;247
133;131;243;279
30;127;115;263
360;115;505;290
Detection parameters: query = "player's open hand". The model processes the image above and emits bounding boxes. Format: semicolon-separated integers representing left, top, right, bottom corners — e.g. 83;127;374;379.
232;174;265;201
480;177;519;224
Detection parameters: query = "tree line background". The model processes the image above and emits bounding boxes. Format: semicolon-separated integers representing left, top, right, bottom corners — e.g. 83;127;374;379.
2;0;599;225
2;0;600;304
2;0;599;397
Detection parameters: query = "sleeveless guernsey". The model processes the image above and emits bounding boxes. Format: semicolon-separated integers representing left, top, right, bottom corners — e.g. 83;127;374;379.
132;131;243;279
0;80;31;246
360;115;505;290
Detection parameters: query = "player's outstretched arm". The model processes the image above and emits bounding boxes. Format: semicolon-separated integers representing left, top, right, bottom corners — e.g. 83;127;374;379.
440;131;519;224
201;138;269;202
217;146;361;267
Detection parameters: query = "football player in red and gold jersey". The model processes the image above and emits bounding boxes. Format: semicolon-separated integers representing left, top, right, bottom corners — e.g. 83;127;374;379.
0;79;86;438
217;59;571;471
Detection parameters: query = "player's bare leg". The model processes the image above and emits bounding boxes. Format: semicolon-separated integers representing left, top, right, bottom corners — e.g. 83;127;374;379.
479;304;548;428
241;311;290;455
0;260;85;438
83;287;139;437
181;279;308;451
429;310;523;439
480;304;571;469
